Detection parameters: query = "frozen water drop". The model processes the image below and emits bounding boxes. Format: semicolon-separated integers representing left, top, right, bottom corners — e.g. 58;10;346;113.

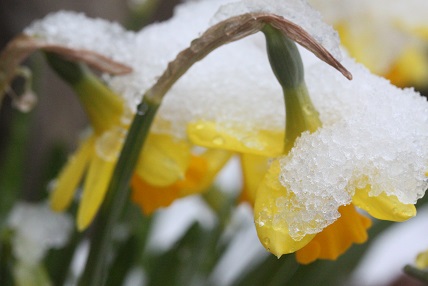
195;123;205;130
263;237;271;250
137;102;149;116
212;136;225;146
121;107;134;125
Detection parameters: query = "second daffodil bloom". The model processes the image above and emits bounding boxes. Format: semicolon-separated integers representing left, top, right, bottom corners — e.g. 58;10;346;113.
309;0;428;88
22;1;237;230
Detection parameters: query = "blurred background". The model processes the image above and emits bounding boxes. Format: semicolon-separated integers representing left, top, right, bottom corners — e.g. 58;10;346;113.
1;0;428;285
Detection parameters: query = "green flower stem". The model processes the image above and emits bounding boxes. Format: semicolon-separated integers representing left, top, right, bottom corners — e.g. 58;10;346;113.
262;25;304;89
0;110;31;223
78;99;158;286
46;53;123;134
262;24;321;152
0;228;14;285
45;53;85;84
282;86;322;152
404;265;428;283
44;53;157;285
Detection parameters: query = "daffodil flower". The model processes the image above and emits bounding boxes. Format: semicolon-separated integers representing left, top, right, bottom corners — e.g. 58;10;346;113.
190;54;428;263
309;0;428;87
185;0;428;263
45;56;204;230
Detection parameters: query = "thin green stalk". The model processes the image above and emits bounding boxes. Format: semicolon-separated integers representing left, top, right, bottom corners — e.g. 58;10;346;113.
78;99;158;286
262;24;321;152
0;228;13;286
404;265;428;283
46;230;81;286
0;109;31;223
262;24;304;89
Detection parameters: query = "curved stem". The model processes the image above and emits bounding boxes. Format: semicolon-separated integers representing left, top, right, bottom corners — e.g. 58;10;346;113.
404;265;428;283
262;24;321;153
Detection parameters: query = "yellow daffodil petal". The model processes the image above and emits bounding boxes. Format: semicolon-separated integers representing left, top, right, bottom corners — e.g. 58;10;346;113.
385;47;428;88
412;26;428;39
77;155;116;231
194;149;232;193
416;249;428;269
77;128;125;230
296;204;371;264
135;134;191;187
240;154;270;205
74;72;125;134
50;135;95;212
188;121;283;157
335;23;379;74
352;186;416;222
254;159;315;257
337;21;428;88
132;149;232;214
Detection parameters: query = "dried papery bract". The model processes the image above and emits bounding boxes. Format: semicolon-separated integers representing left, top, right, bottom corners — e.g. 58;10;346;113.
146;12;352;104
0;34;132;108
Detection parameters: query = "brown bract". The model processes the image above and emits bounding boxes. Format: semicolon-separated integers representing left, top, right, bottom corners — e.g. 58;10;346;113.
146;12;352;105
0;34;132;106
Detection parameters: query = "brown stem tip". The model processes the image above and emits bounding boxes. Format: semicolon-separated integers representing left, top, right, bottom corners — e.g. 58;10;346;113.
0;34;132;100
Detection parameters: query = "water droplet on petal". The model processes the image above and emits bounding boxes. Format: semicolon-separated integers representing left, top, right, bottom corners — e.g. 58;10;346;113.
137;103;148;116
121;107;134;126
12;90;37;113
263;237;270;249
212;136;224;146
195;123;204;130
95;127;126;161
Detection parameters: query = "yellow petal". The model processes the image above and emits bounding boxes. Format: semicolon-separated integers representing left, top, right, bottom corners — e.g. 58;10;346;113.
76;128;125;231
135;134;191;187
254;159;315;257
296;204;371;264
416;249;428;269
188;121;283;157
240;154;270;205
77;154;116;231
50;135;95;211
132;155;208;214
352;186;416;222
385;47;428;88
412;26;428;39
131;149;231;214
335;22;381;74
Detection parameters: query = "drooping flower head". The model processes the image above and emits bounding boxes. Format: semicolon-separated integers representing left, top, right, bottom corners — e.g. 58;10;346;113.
252;58;428;262
179;0;428;262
